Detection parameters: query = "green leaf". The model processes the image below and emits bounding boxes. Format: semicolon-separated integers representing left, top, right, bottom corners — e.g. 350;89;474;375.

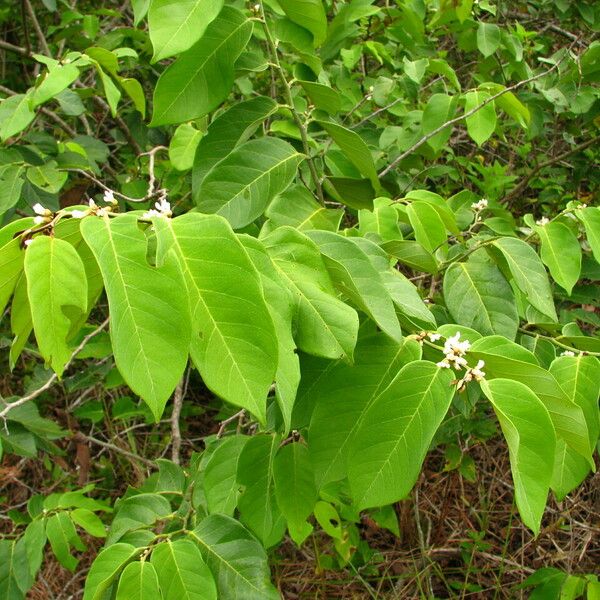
403;57;429;83
0;538;32;600
481;378;555;534
551;439;590;502
151;7;252;126
477;22;501;57
149;0;225;62
32;64;80;107
306;230;403;343
318;121;379;189
153;214;278;424
190;514;280;600
27;161;68;194
444;250;518;339
298;80;342;114
382;240;438;274
24;236;88;376
576;207;600;263
151;539;216;600
236;434;286;547
470;336;593;465
534;221;581;295
0;238;25;316
278;0;327;46
71;508;106;538
0;94;36;141
0;165;25;216
197;137;304;229
83;543;140;600
116;561;161;600
119;78;146;118
204;435;249;516
262;227;359;360
464;91;496;146
422;93;458;153
348;361;454;509
406;201;447;253
22;519;46;579
81;214;191;420
192;96;277;195
307;332;421;487
492;237;557;321
46;512;81;571
273;443;317;545
107;493;172;545
169;123;203;171
358;198;403;242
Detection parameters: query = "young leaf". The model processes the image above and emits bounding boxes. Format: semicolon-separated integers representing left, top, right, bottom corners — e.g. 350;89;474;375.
83;543;140;600
149;0;224;62
406;201;447;253
151;7;252;126
464;90;496;146
492;237;557;321
71;508;106;538
151;539;217;600
576;206;600;263
348;361;454;509
262;227;359;360
190;514;280;600
477;22;501;57
153;214;278;424
32;64;80;107
46;512;81;571
24;236;88;376
422;93;458;153
81;214;191;420
116;561;161;600
169;123;203;171
444;250;519;339
535;221;581;295
192;96;277;194
273;443;317;545
481;378;555;535
197;137;304;229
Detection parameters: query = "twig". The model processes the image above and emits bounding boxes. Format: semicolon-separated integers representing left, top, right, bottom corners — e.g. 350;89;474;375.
139;145;168;198
0;39;30;57
170;377;184;465
379;45;578;178
23;0;51;56
64;168;154;203
0;318;109;423
91;95;142;155
75;432;156;469
217;410;245;438
258;4;324;203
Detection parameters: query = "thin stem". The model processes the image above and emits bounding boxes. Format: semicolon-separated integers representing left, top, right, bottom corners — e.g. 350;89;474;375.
258;3;324;203
170;376;185;465
23;0;51;55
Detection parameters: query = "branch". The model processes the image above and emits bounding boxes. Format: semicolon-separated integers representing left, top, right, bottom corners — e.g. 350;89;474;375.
170;376;185;465
0;39;30;57
0;318;109;423
65;169;157;203
378;46;576;178
75;432;156;469
23;0;51;56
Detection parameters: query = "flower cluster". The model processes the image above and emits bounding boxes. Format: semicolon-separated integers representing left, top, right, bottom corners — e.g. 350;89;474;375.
436;332;471;370
560;350;575;357
32;203;53;225
471;198;488;212
536;216;550;226
143;197;172;220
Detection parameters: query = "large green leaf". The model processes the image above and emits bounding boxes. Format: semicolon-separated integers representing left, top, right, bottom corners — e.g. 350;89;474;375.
0;538;32;600
154;214;278;424
273;442;317;545
116;561;161;600
192;96;277;195
149;0;224;61
308;332;421;487
481;378;555;535
198;137;304;229
32;63;80;107
81;214;191;420
492;237;557;321
422;93;458;152
534;221;581;295
476;22;501;57
0;165;25;217
151;539;216;600
24;236;88;375
236;434;286;547
306;230;403;343
169;123;203;171
406;201;447;253
576;206;600;263
0;238;25;317
151;7;252;126
444;250;518;339
46;512;81;571
189;515;280;600
83;543;140;600
470;336;593;465
348;361;454;509
278;0;327;46
262;227;359;360
464;90;496;146
551;439;590;502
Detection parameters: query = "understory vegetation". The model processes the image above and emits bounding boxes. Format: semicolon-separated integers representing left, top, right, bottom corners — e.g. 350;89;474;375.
0;0;599;598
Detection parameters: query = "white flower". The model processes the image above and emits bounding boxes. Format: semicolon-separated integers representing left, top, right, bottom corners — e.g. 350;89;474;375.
24;239;33;247
143;197;172;220
103;189;117;205
88;198;99;210
536;217;550;226
33;203;46;215
428;332;441;342
560;350;575;357
70;209;87;219
437;359;451;368
471;198;488;212
471;359;486;381
97;207;109;217
438;332;471;372
33;215;48;225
